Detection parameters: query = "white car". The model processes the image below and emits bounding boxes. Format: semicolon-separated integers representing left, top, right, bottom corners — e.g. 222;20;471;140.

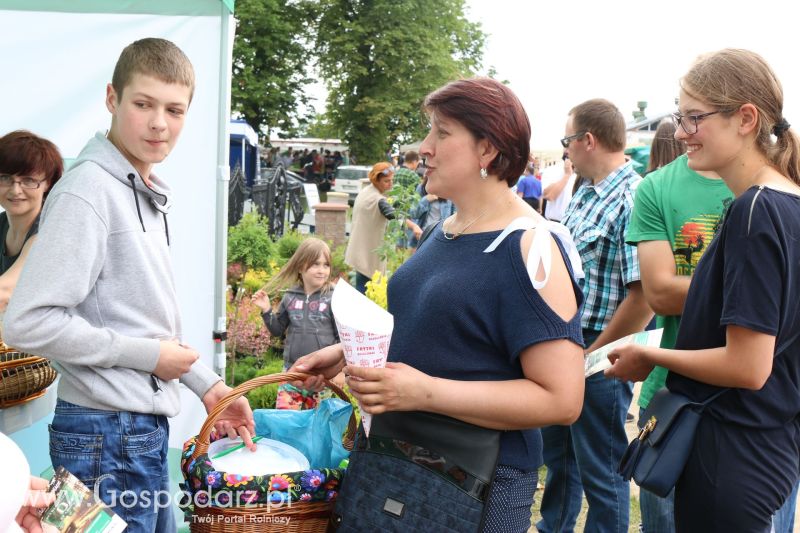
331;165;371;205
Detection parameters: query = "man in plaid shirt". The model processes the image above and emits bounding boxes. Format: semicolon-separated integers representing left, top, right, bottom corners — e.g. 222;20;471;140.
538;99;654;533
395;151;426;248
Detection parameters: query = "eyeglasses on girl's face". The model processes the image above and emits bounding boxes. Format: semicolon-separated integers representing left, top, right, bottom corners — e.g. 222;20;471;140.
0;174;45;189
671;109;734;135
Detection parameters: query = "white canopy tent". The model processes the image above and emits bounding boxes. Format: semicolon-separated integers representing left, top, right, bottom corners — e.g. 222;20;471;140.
0;0;235;451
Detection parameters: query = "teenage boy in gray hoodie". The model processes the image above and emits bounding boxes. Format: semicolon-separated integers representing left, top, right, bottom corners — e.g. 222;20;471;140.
3;38;254;533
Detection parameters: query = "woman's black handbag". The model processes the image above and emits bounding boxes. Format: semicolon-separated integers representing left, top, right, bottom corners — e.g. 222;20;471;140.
331;410;500;532
618;387;727;497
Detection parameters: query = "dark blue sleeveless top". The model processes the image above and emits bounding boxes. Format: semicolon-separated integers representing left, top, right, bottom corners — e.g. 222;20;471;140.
387;223;584;470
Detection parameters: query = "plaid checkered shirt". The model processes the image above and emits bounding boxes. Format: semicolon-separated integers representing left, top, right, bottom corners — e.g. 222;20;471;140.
562;161;642;332
393;166;420;189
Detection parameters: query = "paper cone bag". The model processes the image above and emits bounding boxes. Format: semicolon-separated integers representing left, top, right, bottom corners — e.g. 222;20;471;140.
331;279;393;436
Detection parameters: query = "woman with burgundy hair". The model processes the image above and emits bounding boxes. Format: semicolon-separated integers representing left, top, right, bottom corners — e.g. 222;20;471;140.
293;78;585;531
0;130;62;310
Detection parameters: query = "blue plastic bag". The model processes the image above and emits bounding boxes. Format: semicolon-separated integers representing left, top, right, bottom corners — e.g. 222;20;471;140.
253;397;352;469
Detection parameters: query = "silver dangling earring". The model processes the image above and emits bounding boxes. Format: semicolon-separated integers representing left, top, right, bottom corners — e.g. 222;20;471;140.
480;167;488;180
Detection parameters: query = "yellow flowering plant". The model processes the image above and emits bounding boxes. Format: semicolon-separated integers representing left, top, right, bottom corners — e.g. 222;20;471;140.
365;270;389;310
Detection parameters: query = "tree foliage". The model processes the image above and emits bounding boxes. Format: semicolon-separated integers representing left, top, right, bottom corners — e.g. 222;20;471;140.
305;112;344;139
232;0;317;137
313;0;485;162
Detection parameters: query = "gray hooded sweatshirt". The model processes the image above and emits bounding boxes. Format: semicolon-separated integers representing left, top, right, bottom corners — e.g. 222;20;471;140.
3;132;220;417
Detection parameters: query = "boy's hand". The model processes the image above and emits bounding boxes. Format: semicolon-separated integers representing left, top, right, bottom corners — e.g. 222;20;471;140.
202;381;257;451
251;290;271;312
16;476;55;533
153;340;199;380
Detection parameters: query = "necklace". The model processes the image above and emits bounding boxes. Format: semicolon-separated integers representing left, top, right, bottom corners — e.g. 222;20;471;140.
752;164;770;182
442;190;513;240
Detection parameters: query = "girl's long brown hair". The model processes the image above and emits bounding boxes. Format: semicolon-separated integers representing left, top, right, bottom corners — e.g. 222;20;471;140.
261;238;333;295
647;120;685;173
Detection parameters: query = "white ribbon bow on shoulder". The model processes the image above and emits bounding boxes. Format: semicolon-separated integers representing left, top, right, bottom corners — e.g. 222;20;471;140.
483;217;584;289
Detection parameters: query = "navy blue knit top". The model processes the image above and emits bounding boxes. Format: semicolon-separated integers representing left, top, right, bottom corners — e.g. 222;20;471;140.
387;223;584;471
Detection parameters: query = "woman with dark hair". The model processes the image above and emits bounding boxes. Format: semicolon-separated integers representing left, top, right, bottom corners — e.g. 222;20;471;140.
646;120;686;174
0;130;62;310
344;161;396;293
608;49;800;531
293;78;585;531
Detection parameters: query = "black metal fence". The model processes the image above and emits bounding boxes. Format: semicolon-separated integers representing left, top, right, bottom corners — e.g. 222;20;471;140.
228;163;247;227
228;162;305;238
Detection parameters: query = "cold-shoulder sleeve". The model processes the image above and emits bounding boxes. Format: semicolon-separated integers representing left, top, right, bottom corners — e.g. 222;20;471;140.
497;229;584;363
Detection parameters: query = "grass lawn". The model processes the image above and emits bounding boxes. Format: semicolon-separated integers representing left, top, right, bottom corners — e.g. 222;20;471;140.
529;466;642;532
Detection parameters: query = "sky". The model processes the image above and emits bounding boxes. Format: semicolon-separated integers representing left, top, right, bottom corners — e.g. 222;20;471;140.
464;0;800;150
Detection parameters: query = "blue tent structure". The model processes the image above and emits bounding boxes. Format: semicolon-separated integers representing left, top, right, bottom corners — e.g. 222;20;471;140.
229;119;260;187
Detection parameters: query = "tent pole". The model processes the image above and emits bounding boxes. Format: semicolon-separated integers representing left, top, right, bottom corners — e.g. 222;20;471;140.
213;4;235;379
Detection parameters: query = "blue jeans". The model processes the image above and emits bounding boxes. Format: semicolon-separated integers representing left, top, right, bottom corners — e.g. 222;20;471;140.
49;399;175;533
538;424;582;533
354;271;370;294
638;409;675;533
539;329;633;533
772;478;799;533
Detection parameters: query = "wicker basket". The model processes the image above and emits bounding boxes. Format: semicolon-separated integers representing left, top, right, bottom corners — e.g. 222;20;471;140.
186;372;356;533
0;351;57;408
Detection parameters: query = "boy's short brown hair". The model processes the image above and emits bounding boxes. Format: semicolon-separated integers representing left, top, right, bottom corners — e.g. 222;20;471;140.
403;150;420;163
111;38;195;102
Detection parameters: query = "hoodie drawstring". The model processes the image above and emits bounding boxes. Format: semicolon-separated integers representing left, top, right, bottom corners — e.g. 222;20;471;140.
163;213;170;246
128;173;171;246
128;173;146;233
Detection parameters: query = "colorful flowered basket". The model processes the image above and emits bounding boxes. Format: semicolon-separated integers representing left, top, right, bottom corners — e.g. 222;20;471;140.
181;372;356;533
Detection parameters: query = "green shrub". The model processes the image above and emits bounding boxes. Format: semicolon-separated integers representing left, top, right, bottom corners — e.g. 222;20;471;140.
330;244;348;280
274;230;306;264
241;269;272;294
227;349;285;410
245;356;286;409
229;356;260;384
228;213;276;270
